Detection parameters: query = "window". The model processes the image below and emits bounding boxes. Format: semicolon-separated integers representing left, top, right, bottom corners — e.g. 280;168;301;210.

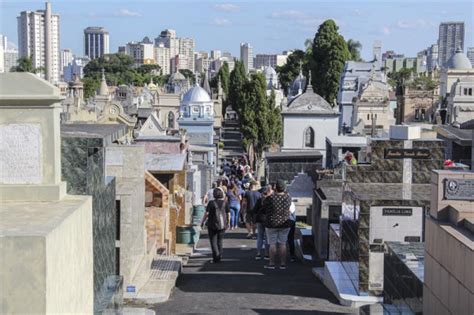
415;108;420;120
464;88;468;95
304;127;315;148
469;88;473;96
421;109;426;121
168;111;175;129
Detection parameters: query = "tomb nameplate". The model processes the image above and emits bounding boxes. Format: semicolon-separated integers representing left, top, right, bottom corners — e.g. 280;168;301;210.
384;148;431;159
444;178;474;201
0;124;42;184
382;208;413;216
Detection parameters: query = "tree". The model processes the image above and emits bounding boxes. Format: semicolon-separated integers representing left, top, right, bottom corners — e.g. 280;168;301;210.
276;50;309;96
179;69;195;84
267;90;282;145
210;62;230;99
311;20;351;104
347;39;363;62
82;53;168;98
228;60;247;115
387;68;413;90
12;56;43;73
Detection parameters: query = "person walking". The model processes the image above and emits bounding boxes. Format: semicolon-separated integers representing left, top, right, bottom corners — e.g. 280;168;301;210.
253;184;272;260
288;201;297;262
202;182;217;205
243;181;261;239
263;180;292;270
201;188;230;263
227;183;242;229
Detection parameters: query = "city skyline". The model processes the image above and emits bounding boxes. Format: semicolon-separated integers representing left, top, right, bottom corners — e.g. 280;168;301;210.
0;0;473;60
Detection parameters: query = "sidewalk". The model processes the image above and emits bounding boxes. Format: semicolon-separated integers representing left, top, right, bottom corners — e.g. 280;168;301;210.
153;228;357;315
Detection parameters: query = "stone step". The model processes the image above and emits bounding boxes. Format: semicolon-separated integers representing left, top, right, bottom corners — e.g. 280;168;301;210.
132;255;182;304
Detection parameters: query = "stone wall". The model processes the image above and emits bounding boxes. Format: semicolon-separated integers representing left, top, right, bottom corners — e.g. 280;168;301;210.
266;157;323;184
345;139;445;184
61;136;118;312
105;145;146;290
396;88;435;124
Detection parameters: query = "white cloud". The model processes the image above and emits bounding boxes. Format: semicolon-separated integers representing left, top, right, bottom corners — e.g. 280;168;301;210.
211;18;232;27
382;27;391;35
214;3;239;12
115;9;141;17
396;19;433;29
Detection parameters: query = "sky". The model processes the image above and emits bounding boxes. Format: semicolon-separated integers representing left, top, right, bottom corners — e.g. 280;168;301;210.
1;0;473;60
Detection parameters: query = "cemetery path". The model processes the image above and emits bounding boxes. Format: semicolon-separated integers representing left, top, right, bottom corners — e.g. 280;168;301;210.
153;229;356;315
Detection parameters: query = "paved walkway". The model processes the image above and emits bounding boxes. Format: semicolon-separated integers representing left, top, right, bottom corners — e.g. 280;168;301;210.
153;229;356;315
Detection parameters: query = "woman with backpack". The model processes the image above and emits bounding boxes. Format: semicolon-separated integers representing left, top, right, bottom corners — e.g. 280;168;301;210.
201;187;230;263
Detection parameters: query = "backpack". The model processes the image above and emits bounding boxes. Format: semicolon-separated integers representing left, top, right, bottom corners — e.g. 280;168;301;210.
208;200;227;230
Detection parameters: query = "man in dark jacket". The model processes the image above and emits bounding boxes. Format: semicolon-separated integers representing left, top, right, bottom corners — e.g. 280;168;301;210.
263;180;292;269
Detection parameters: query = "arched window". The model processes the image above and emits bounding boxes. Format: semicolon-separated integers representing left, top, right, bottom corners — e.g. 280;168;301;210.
304;127;315;148
168;111;175;129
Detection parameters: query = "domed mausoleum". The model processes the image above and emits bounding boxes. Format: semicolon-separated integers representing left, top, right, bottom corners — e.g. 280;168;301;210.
178;83;215;166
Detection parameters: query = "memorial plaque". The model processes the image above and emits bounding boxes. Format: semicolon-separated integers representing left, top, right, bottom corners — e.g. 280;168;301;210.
444;178;474;201
106;149;123;166
0;124;42;184
382;208;413;216
384;148;431;159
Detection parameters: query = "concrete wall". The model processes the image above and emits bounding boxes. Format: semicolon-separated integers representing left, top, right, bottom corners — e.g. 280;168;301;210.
0;196;93;313
283;115;339;154
424;217;474;314
105;145;146;289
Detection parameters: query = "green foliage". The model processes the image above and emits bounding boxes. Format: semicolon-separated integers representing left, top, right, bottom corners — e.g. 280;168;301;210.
137;64;161;75
228;60;247;115
83;53;168;99
178;69;195;84
268;90;283;145
276;50;309;96
387;68;413;90
347;39;363;62
409;75;438;90
12;56;42;73
83;77;100;99
227;67;282;168
311;20;351;104
388;69;438;91
210;62;230;98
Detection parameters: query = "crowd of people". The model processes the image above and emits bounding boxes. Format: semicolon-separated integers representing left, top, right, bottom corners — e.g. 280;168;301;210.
200;158;297;269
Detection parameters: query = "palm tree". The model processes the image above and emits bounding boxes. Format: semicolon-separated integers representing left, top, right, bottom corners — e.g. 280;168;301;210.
347;39;363;61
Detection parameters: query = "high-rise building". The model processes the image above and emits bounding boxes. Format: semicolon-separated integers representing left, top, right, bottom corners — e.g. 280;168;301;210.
210;50;221;60
63;56;90;82
254;54;278;69
126;41;154;64
179;38;195;71
60;48;73;77
3;50;19;72
84;26;109;60
17;2;60;83
467;47;474;67
0;34;7;50
240;42;253;73
154;43;171;75
427;44;439;72
438;22;465;68
155;29;179;59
